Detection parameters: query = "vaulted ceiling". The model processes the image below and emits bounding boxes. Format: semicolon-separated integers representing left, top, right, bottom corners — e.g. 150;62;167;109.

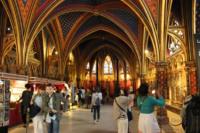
1;0;189;79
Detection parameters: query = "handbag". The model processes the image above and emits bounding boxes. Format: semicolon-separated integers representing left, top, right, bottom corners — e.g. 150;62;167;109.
127;109;133;121
115;99;133;121
29;104;41;118
91;106;94;112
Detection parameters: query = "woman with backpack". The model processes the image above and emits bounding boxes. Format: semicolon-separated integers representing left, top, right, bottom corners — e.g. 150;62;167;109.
91;88;102;124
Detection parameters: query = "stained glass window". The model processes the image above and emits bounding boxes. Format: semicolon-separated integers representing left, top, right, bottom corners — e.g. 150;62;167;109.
168;38;181;55
104;56;113;74
86;62;90;69
92;61;96;73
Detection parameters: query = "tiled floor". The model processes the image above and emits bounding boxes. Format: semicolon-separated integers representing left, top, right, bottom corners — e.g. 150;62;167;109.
9;105;184;133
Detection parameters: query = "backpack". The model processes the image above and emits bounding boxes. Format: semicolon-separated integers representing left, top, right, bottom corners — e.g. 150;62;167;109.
95;97;100;105
184;95;200;133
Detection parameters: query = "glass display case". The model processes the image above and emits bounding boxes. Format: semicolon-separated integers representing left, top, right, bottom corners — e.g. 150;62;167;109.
0;80;10;127
0;72;28;127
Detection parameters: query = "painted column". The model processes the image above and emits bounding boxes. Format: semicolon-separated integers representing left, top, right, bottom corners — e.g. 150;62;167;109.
195;0;200;93
96;58;99;86
156;62;168;98
156;61;169;124
116;59;119;84
196;0;200;34
89;62;92;82
140;73;146;83
124;62;127;88
185;61;197;95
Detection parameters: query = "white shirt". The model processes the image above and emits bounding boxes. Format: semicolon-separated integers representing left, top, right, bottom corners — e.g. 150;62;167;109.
35;95;42;108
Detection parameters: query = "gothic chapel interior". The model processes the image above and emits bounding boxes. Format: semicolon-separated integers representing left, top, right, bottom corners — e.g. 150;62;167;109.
0;0;200;108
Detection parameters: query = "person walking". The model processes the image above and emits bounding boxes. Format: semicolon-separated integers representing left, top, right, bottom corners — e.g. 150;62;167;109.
31;85;47;133
17;83;33;127
91;88;102;123
113;89;131;133
137;83;165;133
45;84;67;133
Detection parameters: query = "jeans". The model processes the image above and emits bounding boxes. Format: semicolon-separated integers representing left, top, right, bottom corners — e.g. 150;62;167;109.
47;118;60;133
21;105;28;125
93;105;100;120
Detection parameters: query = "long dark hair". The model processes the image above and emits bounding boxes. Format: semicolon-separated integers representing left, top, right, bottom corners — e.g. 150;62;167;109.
138;83;149;96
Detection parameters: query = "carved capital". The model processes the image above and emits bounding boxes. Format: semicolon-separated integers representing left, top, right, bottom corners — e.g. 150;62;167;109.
155;61;168;71
17;65;28;75
185;61;196;71
0;65;7;72
9;64;17;73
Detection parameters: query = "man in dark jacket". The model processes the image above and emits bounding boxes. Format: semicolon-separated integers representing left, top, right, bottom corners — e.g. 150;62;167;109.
45;84;67;133
18;83;33;127
181;95;200;133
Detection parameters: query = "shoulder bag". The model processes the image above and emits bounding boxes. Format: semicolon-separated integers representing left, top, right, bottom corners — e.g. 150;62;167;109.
115;98;132;121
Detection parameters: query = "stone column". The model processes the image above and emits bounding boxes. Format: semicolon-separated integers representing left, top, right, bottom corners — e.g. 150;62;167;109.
89;62;92;81
96;58;99;86
196;0;200;33
140;73;146;83
116;59;119;84
195;0;200;93
124;63;127;88
155;61;169;125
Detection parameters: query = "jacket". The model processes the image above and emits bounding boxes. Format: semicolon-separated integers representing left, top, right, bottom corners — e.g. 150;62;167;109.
45;92;67;120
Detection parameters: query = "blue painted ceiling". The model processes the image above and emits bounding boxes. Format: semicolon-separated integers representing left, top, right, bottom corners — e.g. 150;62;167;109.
74;16;126;38
59;12;83;37
63;0;115;5
107;9;138;36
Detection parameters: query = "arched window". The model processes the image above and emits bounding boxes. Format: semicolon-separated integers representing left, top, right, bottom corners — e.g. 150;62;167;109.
86;62;90;70
104;56;113;74
168;38;181;55
92;61;96;74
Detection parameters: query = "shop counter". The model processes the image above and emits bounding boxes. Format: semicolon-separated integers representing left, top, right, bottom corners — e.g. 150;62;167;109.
9;103;22;126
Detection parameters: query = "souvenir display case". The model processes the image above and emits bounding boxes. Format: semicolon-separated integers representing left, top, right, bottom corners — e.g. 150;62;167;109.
0;79;10;129
0;72;28;127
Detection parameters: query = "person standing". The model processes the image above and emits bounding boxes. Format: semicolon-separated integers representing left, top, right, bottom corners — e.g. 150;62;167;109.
137;83;165;133
91;89;102;123
128;89;135;133
17;83;33;127
113;89;130;133
45;84;67;133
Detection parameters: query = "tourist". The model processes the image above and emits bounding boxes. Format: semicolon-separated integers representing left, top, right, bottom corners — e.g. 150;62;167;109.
31;85;46;133
137;83;165;133
91;88;102;123
17;83;33;127
45;84;67;133
113;89;131;133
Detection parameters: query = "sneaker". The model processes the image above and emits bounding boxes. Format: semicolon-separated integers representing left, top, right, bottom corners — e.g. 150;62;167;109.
97;119;99;122
93;120;97;124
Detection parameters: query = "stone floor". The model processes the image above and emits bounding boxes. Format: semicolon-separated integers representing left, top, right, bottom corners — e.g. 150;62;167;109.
9;105;184;133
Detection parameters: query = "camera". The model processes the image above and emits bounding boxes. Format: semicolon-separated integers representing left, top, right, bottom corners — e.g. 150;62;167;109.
49;111;55;117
